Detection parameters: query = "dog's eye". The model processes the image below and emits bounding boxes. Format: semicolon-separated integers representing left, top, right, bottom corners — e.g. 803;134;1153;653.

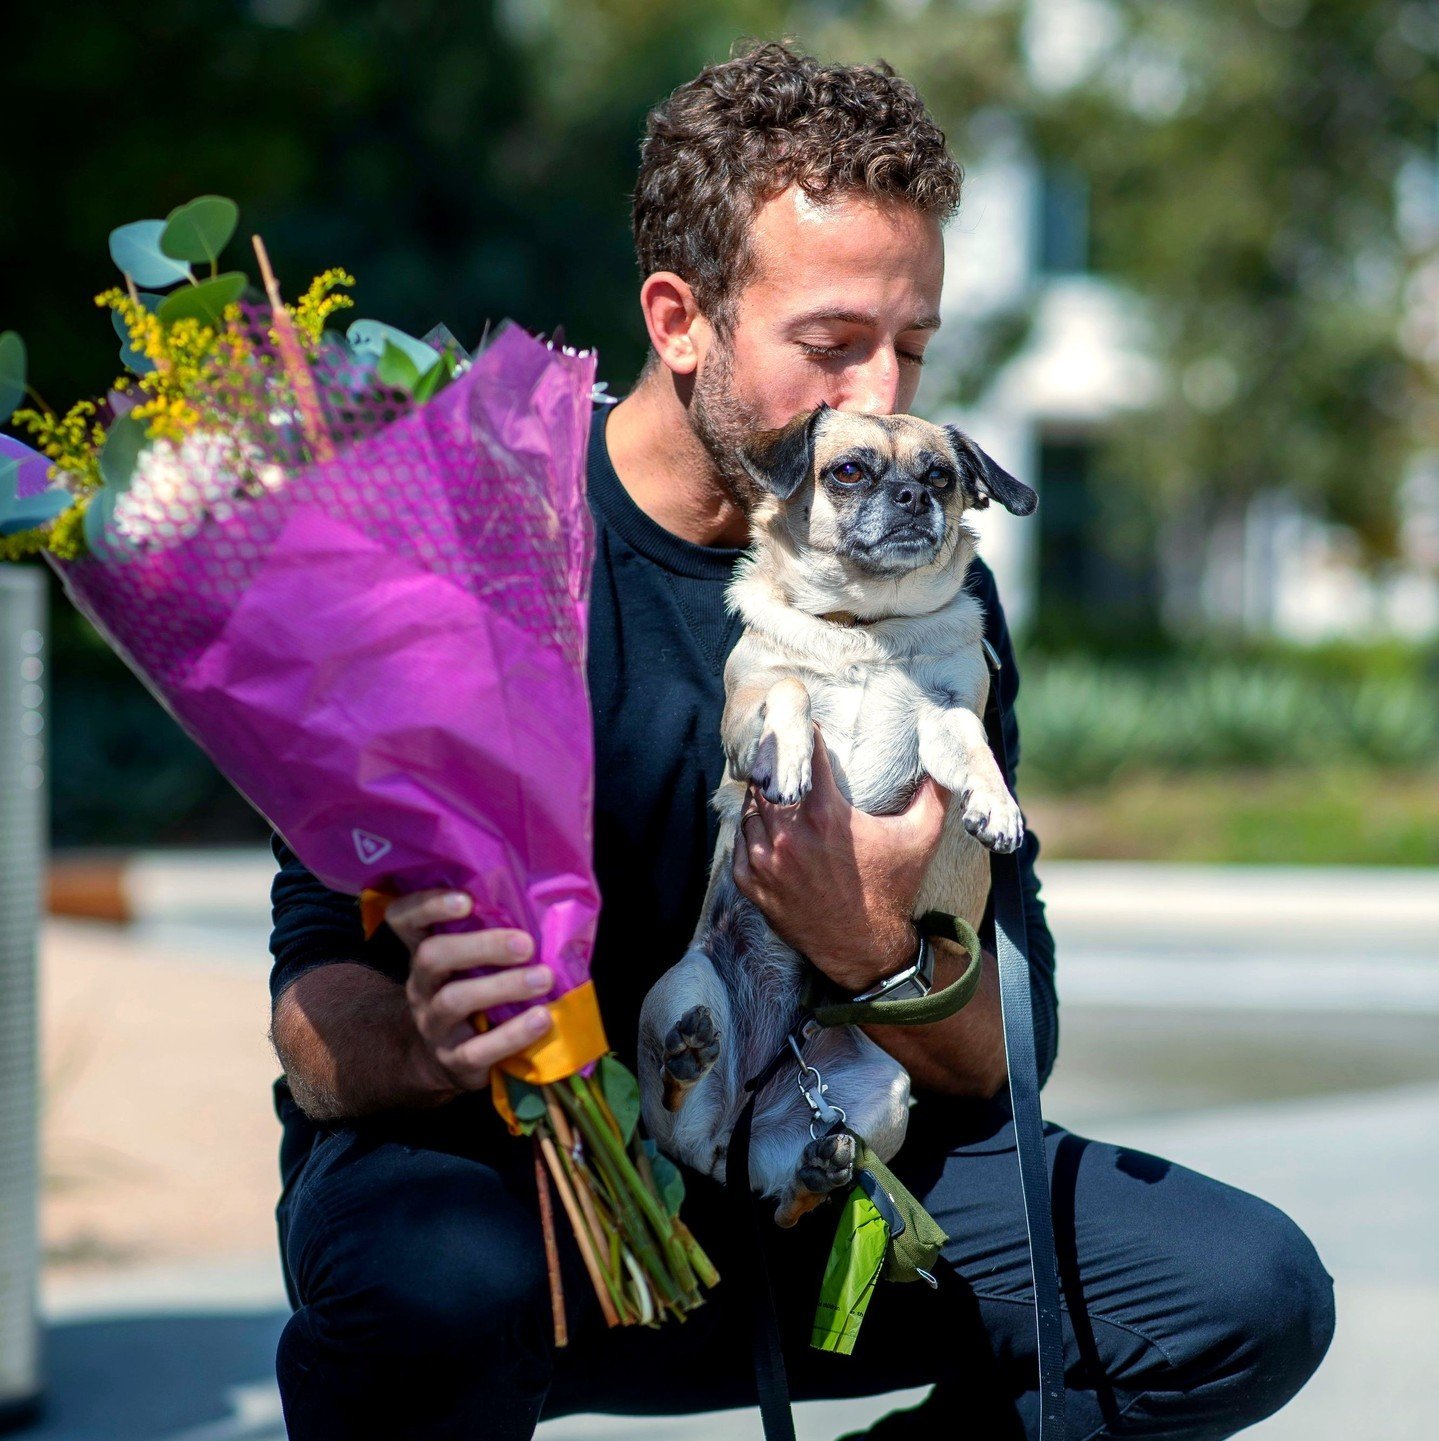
926;466;954;489
830;462;865;484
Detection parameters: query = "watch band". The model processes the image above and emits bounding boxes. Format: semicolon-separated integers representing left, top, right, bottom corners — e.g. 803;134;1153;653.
846;925;934;1005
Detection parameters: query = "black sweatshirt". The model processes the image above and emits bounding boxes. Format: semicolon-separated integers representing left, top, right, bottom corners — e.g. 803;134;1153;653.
267;404;1058;1136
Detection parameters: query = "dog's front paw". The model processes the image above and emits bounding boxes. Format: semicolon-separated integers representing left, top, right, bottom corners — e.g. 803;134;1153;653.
661;1004;721;1112
750;723;813;806
960;783;1025;854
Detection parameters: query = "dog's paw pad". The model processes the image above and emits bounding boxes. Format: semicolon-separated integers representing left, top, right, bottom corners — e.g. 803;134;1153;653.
797;1131;855;1195
662;1004;721;1082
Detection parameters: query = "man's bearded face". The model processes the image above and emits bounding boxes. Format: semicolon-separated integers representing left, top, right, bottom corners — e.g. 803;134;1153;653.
682;185;946;514
689;329;769;511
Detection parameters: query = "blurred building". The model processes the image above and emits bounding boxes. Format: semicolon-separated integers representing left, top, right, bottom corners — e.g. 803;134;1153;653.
935;18;1439;646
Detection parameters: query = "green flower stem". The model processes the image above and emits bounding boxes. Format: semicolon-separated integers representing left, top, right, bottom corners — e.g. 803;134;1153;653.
556;1086;689;1309
628;1139;712;1296
548;1119;631;1323
671;1217;720;1291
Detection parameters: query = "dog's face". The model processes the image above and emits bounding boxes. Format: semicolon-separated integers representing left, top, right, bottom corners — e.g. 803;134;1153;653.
739;405;1036;586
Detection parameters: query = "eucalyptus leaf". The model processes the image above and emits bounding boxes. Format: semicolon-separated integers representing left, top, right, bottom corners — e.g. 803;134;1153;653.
0;485;74;537
647;1150;686;1217
99;413;148;492
375;340;422;393
347;320;438;372
411;352;455;403
503;1075;549;1133
159;195;239;266
87;414;149;558
156;272;247;330
84;487;125;561
108;220;193;289
597;1055;641;1145
0;331;25;425
117;339;154;376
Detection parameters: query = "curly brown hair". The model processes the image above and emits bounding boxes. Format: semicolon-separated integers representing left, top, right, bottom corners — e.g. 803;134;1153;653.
632;39;962;333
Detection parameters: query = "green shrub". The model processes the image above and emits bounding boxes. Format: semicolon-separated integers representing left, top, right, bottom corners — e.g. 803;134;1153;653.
1017;653;1439;791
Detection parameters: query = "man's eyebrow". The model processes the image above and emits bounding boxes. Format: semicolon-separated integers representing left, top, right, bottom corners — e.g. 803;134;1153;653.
787;308;943;333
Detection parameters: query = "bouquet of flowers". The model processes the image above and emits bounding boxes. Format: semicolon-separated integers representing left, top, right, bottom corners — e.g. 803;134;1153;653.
0;195;716;1339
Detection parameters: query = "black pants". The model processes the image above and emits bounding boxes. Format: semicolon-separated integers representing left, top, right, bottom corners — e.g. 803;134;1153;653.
273;1089;1334;1440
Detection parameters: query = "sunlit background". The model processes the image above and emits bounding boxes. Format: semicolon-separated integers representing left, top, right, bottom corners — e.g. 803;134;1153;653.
2;2;1435;1438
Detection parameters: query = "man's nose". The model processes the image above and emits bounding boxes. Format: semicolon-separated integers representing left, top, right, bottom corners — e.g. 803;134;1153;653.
832;351;901;416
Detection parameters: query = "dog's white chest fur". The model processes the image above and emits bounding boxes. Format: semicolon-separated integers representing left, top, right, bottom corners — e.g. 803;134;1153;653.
716;576;1000;928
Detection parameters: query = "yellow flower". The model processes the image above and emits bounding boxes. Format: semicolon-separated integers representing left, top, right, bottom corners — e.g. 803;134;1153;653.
294;267;357;346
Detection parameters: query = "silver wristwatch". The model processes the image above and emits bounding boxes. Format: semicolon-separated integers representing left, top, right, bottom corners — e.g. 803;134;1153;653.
848;926;935;1005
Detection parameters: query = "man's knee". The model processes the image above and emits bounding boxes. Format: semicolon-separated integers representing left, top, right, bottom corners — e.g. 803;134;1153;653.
1195;1192;1335;1421
292;1143;553;1369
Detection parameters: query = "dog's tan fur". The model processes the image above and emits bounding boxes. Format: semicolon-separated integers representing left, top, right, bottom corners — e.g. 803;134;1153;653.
638;406;1036;1224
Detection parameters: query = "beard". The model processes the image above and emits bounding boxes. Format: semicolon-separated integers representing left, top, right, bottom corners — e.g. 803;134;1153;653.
688;334;768;513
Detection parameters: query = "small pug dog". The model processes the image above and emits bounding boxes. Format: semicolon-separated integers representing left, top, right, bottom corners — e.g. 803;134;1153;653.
637;404;1037;1228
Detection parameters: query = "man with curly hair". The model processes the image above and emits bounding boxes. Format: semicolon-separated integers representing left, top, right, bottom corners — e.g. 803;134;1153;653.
266;40;1334;1440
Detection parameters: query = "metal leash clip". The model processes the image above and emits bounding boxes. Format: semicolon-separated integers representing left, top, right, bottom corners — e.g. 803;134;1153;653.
787;1033;846;1138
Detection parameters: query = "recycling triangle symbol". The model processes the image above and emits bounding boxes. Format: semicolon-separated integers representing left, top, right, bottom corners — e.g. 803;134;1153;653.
352;829;393;865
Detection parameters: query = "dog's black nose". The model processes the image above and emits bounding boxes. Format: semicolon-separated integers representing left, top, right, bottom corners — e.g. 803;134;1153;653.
889;482;925;516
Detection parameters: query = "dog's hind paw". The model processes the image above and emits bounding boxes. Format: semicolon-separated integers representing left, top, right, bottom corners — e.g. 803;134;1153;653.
798;1130;855;1194
775;1130;857;1227
960;785;1025;854
661;1005;721;1111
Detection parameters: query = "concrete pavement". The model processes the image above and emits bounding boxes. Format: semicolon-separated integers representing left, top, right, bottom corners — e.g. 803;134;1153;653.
16;857;1438;1439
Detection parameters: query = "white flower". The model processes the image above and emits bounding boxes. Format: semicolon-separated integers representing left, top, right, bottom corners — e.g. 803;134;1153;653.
111;430;266;549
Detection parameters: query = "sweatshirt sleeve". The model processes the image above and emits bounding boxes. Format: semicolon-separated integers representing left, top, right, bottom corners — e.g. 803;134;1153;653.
964;558;1060;1088
267;830;410;1005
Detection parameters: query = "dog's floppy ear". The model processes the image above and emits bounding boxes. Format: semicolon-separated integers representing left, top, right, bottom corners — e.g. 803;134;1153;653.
944;426;1038;517
739;404;828;501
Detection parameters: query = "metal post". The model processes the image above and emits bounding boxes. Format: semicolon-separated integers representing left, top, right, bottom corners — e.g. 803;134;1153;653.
0;566;46;1430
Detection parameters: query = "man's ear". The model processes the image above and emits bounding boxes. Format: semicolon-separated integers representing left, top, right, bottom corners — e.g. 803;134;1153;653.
944;427;1038;517
739;404;828;502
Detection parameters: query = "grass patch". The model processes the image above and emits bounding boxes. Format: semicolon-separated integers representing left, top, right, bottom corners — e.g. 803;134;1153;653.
1025;768;1439;865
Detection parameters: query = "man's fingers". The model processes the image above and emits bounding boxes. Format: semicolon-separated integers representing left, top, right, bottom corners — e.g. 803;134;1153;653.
409;927;535;1001
739;786;772;845
423;963;554;1035
384;888;472;952
733;794;771;897
907;776;951;831
804;723;844;818
435;1005;555;1088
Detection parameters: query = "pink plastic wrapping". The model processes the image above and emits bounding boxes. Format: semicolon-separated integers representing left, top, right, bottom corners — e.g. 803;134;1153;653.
43;321;601;1024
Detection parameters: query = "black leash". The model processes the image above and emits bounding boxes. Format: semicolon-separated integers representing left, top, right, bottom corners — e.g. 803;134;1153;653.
725;638;1066;1439
982;638;1068;1440
727;1020;818;1441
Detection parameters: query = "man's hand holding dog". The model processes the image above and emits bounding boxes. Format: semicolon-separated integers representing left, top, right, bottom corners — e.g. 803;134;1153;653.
731;721;1008;1097
732;722;945;993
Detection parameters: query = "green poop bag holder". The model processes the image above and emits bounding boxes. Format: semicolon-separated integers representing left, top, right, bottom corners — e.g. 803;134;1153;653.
722;910;985;1370
801;910;980;1354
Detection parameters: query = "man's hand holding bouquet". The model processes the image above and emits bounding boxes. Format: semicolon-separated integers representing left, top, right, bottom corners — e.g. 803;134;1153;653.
0;195;716;1341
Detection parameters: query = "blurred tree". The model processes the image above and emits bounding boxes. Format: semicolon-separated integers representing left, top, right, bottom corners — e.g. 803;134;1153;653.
8;0;1436;840
2;0;784;844
849;0;1439;562
1035;0;1439;563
